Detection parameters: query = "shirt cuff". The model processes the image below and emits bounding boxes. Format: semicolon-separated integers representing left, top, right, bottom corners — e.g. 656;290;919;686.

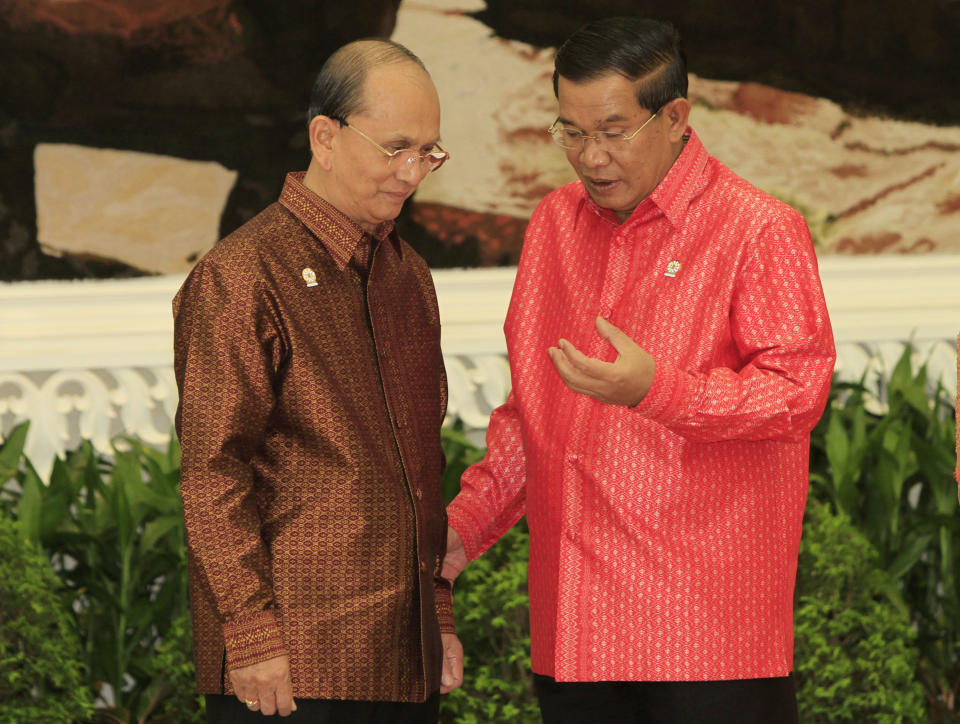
631;358;689;423
446;501;486;561
434;577;456;634
222;609;287;671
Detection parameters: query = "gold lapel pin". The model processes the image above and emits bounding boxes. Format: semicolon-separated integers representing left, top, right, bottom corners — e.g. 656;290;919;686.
302;267;318;287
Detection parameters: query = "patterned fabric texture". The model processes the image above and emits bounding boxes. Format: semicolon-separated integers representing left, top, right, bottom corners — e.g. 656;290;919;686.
174;173;452;702
448;128;836;682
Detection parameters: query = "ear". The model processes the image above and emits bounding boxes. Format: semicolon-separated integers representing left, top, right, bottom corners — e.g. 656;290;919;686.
308;115;340;171
662;98;691;144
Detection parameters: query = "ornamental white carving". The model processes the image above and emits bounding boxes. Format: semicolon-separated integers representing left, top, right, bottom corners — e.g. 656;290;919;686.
1;259;957;478
0;368;178;477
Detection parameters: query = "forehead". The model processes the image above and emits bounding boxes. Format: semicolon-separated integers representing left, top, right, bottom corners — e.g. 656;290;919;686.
358;63;440;130
557;73;643;127
353;69;441;146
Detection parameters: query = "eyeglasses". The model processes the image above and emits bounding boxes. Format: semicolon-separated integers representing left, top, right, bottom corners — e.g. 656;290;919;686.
336;118;449;173
547;110;660;151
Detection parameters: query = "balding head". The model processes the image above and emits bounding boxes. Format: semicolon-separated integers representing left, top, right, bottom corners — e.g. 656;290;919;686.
307;39;428;125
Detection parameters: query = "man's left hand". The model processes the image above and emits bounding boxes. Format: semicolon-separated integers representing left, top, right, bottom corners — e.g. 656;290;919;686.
440;632;464;694
548;316;656;407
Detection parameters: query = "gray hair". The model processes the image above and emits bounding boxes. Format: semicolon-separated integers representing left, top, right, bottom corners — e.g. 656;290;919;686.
306;39;427;125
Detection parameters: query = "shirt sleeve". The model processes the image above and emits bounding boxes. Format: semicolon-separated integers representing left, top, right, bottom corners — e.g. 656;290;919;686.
434;575;455;633
632;213;836;443
446;391;527;561
173;258;290;671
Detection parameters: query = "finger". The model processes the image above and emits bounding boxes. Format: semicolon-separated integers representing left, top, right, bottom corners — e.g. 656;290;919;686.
441;528;467;582
550;346;602;392
257;686;277;717
440;552;466;582
557;338;615;379
275;675;296;717
549;348;604;399
594;316;630;353
547;346;582;387
440;636;464;694
234;682;258;709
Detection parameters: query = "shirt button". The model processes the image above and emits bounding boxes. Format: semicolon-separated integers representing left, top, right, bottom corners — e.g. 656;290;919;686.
567;454;579;464
415;488;423;500
420;559;428;573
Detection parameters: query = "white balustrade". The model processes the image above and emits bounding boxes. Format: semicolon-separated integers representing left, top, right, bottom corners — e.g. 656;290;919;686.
1;258;957;477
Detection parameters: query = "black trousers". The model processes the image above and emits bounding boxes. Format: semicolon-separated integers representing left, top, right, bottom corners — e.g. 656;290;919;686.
534;673;799;724
204;691;439;724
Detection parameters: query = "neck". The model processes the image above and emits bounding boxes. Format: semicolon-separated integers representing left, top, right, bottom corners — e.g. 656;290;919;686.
302;159;377;234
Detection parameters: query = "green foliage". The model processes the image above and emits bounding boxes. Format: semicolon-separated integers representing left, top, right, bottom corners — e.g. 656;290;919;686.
1;341;955;723
0;425;202;723
139;613;205;724
440;523;539;724
441;425;486;505
795;501;927;722
0;515;96;724
440;425;539;722
809;345;959;720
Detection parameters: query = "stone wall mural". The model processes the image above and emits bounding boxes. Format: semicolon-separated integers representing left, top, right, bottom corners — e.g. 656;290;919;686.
2;0;959;280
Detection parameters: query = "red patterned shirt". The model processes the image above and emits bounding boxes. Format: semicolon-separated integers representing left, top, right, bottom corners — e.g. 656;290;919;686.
448;128;836;682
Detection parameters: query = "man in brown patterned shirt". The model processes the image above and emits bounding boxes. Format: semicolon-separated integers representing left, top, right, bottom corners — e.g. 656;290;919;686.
174;40;462;722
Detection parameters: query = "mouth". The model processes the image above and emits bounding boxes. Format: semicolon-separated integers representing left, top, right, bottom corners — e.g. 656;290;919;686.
583;177;620;194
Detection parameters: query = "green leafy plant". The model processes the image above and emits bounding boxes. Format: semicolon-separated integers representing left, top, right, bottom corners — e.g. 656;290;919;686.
140;612;205;724
2;340;955;724
0;423;201;723
0;516;96;724
809;345;959;720
441;424;486;505
440;425;539;722
795;501;927;722
440;523;539;723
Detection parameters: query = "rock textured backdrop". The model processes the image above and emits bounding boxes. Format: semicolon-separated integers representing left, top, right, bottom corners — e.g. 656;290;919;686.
1;0;958;279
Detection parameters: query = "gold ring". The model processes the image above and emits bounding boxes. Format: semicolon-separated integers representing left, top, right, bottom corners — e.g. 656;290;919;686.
245;699;258;708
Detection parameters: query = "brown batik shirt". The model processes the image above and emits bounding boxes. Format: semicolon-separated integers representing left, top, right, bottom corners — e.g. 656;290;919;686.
173;172;453;703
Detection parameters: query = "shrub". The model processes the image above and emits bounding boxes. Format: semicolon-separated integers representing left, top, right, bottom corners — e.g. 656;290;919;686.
809;345;959;720
0;516;96;724
441;425;539;722
795;501;927;722
0;424;201;723
440;522;539;723
441;425;486;505
140;612;205;723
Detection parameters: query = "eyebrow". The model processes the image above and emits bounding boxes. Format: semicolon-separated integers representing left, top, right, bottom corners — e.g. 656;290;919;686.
389;139;441;154
556;114;632;128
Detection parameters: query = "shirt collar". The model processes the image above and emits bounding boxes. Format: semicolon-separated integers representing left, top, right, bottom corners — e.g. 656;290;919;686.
278;171;395;270
646;126;709;228
578;126;710;230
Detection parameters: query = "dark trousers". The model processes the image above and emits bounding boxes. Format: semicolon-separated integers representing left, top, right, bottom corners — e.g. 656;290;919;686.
204;691;439;724
534;673;799;724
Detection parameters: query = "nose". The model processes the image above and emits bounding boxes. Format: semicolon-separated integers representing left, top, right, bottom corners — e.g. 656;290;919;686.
579;137;610;168
395;156;430;184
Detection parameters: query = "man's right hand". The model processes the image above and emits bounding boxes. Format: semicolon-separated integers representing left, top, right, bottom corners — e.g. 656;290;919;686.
229;654;297;717
441;526;468;583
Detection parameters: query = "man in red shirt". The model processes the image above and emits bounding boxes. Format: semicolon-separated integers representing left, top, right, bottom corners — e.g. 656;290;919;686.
444;17;835;723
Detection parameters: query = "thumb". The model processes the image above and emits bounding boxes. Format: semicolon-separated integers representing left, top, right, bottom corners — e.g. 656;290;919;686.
595;316;630;352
